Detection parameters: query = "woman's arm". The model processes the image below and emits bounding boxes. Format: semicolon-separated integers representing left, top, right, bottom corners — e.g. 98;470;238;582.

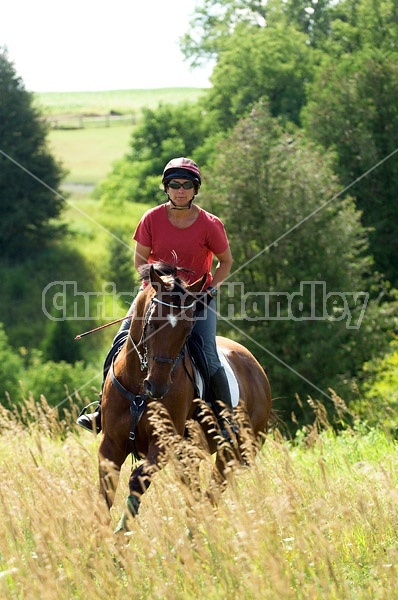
134;242;151;274
210;246;233;288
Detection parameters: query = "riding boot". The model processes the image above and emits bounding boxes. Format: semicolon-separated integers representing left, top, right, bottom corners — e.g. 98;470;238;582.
76;334;123;434
76;400;102;434
209;366;239;442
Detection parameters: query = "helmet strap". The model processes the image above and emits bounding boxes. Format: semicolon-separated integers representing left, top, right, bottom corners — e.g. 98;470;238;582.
168;195;194;210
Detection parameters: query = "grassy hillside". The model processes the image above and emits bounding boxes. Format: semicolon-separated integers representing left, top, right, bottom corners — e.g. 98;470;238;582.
49;125;135;185
35;88;207;116
0;402;397;599
38;88;206;185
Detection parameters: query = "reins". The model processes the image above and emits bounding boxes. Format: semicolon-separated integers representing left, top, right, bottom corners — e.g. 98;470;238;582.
75;282;199;402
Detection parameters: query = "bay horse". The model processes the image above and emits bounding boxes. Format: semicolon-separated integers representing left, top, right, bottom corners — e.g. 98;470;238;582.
98;263;272;531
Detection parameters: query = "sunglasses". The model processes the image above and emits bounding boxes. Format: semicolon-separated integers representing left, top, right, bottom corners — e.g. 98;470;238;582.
168;180;195;190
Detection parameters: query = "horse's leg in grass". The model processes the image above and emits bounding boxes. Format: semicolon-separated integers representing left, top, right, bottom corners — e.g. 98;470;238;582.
205;443;236;506
98;435;129;510
114;444;164;533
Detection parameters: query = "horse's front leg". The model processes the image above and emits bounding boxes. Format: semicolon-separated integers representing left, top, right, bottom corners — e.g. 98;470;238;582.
115;444;164;533
98;434;129;510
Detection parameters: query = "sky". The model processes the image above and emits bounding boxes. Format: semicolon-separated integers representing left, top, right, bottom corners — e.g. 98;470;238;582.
0;0;214;92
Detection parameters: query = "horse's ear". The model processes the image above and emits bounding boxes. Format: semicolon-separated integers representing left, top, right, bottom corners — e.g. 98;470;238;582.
187;273;208;294
149;264;166;291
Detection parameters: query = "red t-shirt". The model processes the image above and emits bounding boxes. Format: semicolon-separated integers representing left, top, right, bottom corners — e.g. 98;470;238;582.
133;204;229;287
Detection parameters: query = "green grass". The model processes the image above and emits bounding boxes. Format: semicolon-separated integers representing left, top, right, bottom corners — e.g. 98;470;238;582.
49;124;135;184
61;194;149;265
41;88;207;185
35;88;207;116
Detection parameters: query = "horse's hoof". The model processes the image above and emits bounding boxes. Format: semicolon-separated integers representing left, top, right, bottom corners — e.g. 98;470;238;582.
114;513;129;534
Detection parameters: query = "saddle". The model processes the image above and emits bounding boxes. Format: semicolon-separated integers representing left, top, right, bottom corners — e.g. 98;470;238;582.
187;333;239;408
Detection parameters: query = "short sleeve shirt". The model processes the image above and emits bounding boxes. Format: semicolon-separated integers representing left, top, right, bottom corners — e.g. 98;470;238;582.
133;204;229;286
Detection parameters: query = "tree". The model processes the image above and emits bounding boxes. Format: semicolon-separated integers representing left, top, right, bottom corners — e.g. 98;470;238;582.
181;0;334;63
107;227;136;295
351;339;398;433
0;323;23;406
95;102;212;205
302;49;398;286
41;319;83;364
201;102;393;428
205;22;315;129
326;0;398;56
0;48;65;260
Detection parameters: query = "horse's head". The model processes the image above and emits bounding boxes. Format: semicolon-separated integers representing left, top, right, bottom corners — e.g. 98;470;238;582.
142;264;206;399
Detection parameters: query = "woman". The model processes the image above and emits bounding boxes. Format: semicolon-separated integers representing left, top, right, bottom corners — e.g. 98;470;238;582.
78;157;235;439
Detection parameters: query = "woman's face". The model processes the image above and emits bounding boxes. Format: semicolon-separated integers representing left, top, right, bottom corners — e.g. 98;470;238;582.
166;179;196;208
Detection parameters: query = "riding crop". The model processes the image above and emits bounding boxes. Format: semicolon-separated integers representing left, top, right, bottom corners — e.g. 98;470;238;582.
74;315;132;340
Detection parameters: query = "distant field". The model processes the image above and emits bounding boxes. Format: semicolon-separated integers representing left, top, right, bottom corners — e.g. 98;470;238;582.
49;124;134;184
60;194;149;266
34;87;207;116
39;88;207;185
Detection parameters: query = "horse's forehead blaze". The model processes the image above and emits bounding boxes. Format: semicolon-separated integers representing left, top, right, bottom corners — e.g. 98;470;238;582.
167;314;178;328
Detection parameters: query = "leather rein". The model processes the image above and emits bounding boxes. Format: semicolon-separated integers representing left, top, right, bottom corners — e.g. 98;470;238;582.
111;294;197;399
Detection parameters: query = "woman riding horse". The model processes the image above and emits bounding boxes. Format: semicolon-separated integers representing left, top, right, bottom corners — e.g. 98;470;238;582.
78;157;237;440
97;262;271;527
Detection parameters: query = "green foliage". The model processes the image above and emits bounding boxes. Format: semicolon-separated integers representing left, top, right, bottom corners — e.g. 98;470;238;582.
182;0;332;62
21;350;100;414
106;227;136;295
41;319;83;364
201;102;393;427
0;243;101;353
206;22;315;128
303;49;398;286
95;102;212;205
326;0;398;55
0;48;66;260
352;340;398;434
0;324;24;405
183;0;398;61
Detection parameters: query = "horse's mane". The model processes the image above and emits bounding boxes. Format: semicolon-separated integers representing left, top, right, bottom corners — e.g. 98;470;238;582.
138;261;193;289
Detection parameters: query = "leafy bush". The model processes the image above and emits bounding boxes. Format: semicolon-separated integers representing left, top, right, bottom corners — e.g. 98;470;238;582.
20;350;101;416
353;341;398;434
0;323;24;405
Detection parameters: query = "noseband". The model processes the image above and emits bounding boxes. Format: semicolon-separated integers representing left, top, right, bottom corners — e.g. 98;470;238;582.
129;295;197;374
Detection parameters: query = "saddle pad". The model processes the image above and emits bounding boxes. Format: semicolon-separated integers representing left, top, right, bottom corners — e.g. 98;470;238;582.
194;347;240;408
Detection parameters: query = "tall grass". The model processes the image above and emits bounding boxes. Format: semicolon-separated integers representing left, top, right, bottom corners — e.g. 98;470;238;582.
0;398;397;599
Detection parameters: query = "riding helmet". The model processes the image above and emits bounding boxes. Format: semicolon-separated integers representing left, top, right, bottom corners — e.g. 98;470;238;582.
162;157;201;192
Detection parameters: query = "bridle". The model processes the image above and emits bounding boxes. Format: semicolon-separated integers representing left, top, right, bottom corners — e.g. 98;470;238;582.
129;295;197;374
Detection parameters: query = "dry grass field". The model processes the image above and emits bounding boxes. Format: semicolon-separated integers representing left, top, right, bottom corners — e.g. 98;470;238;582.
0;397;397;599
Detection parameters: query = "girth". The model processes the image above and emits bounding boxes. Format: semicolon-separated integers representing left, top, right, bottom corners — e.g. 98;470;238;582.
109;360;147;460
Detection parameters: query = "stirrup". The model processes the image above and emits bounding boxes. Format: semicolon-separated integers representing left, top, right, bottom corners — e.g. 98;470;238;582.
218;414;239;444
76;401;101;434
77;400;100;417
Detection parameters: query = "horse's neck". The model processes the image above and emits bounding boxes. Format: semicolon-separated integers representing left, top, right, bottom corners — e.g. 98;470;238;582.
123;292;150;370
